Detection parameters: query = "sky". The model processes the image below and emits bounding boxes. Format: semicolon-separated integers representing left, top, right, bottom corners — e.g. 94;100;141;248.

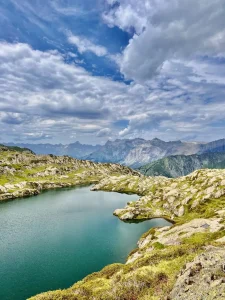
0;0;225;145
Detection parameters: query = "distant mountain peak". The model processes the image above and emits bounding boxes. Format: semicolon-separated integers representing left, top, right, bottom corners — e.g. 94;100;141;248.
4;138;225;167
151;137;163;142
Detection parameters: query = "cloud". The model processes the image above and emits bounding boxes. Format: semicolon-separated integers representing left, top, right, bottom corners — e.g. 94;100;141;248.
0;112;28;125
103;0;225;83
96;128;111;137
68;34;108;57
1;42;225;144
103;0;149;34
50;1;86;16
23;132;52;141
0;42;143;143
1;1;225;145
118;56;225;141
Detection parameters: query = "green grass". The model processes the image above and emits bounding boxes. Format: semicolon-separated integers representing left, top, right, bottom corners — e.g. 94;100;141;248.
2;148;225;299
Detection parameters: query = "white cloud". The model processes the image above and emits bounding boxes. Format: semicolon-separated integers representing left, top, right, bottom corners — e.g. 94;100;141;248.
103;0;149;34
68;34;108;57
96;128;111;137
23;132;52;141
1;42;225;144
103;0;225;83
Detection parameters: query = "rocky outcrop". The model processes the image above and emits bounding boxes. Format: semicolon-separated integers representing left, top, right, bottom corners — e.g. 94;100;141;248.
170;247;225;300
127;217;224;264
92;169;225;221
30;213;225;300
0;148;140;202
2;147;225;299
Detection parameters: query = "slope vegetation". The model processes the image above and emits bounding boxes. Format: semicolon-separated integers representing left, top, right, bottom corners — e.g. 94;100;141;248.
0;147;139;202
1;147;225;299
31;169;225;300
138;152;225;178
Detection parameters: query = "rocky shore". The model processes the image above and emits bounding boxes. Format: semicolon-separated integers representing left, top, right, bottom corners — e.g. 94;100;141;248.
1;146;225;299
0;146;139;202
30;169;225;299
92;169;225;221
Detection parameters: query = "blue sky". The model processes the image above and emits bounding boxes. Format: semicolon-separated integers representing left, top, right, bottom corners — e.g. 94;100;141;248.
0;0;225;144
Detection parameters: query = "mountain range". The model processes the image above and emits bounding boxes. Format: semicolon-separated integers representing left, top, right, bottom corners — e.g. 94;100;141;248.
5;142;100;159
5;138;225;167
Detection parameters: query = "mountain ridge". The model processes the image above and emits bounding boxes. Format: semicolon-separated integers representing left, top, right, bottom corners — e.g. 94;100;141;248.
5;141;101;159
4;138;225;167
138;151;225;178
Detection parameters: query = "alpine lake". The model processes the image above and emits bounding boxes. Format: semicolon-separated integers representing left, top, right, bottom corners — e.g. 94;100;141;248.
0;186;171;300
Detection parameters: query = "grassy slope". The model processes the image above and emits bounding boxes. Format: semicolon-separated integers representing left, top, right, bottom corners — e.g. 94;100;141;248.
1;148;225;299
0;148;139;201
30;169;225;299
0;144;34;153
138;152;225;178
29;202;225;300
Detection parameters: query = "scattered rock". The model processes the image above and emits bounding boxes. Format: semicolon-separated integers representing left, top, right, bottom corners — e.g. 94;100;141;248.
170;247;225;300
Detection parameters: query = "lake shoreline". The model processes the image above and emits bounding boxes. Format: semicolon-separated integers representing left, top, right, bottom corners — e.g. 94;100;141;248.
0;186;170;300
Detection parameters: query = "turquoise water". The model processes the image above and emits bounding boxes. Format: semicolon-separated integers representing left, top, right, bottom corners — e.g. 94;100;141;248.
0;186;171;300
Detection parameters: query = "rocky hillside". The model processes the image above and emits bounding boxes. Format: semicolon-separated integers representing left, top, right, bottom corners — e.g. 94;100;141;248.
92;168;225;220
0;147;139;202
0;144;34;154
86;138;147;165
138;152;225;178
30;168;225;300
86;138;203;167
199;138;225;154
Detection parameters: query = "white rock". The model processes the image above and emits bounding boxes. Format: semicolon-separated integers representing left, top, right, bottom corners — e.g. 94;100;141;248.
216;236;225;243
120;212;135;220
178;206;185;217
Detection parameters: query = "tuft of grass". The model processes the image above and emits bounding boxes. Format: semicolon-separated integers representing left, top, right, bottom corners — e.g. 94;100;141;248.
153;242;165;250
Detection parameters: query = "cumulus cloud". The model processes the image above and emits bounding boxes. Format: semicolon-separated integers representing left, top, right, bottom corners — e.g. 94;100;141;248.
118;56;225;140
1;42;225;144
103;0;225;82
0;42;145;143
1;1;225;144
103;0;149;34
68;34;108;56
